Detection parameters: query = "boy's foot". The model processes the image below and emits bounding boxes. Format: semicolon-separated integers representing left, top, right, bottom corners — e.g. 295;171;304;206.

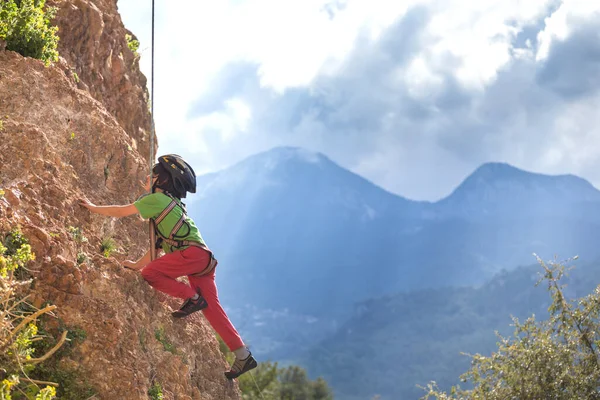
172;290;208;318
225;353;258;379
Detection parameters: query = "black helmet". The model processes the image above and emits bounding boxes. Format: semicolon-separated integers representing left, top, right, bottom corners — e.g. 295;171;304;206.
153;154;196;198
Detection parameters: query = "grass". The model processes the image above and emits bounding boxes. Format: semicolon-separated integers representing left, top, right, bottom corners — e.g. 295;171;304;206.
100;236;116;258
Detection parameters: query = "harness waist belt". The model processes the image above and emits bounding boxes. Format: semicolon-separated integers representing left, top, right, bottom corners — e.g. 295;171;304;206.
161;238;218;277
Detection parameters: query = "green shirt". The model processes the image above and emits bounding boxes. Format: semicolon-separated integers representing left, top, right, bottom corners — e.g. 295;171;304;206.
134;192;205;253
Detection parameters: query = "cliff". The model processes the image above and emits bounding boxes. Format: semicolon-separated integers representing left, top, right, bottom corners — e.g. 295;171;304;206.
0;1;240;399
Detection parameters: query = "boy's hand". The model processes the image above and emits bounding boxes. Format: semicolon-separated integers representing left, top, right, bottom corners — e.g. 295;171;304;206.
79;198;96;211
122;260;141;270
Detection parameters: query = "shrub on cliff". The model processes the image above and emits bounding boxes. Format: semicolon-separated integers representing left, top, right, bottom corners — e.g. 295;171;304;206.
0;0;59;65
0;228;65;399
421;256;600;400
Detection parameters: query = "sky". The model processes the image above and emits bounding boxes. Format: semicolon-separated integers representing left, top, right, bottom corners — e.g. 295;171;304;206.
117;0;600;201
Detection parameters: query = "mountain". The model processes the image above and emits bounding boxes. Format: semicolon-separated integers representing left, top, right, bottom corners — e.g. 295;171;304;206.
436;162;600;220
187;148;600;361
190;148;600;317
191;147;432;316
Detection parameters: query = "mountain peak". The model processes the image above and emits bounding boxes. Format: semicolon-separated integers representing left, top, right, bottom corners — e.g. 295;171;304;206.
465;162;594;187
472;162;527;177
438;162;600;216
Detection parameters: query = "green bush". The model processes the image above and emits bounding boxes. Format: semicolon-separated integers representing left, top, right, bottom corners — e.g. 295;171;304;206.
0;229;63;399
125;33;139;55
30;323;96;399
148;382;164;400
421;256;600;400
0;0;59;65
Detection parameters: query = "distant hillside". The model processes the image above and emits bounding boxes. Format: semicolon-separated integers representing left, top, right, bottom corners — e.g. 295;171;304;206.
301;258;600;400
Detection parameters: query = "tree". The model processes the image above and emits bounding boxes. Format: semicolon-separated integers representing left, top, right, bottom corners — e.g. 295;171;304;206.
0;0;59;65
279;366;311;400
421;255;600;400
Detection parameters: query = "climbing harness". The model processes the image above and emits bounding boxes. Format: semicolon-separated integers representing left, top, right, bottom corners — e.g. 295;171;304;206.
149;192;217;276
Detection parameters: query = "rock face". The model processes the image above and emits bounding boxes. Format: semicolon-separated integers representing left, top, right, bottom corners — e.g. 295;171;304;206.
0;2;240;399
48;0;153;154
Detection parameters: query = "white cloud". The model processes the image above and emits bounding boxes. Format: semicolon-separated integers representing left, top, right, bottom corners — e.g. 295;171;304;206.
537;0;600;61
119;0;600;201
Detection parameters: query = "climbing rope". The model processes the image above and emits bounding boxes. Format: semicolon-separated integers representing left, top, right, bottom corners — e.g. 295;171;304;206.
149;0;155;191
249;370;267;400
147;0;157;260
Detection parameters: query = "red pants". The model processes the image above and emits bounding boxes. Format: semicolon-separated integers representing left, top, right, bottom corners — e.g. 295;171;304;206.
140;246;244;351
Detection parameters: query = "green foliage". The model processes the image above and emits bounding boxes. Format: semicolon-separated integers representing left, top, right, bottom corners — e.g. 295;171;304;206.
139;328;147;352
0;0;59;65
239;361;279;399
421;256;600;400
0;229;60;400
72;72;79;83
32;364;96;400
235;362;333;400
4;228;30;256
76;252;88;265
29;324;95;399
154;326;176;354
125;33;139;55
100;236;116;258
1;376;20;399
1;228;35;278
35;386;56;400
0;120;3;132
66;226;87;244
12;323;38;361
31;322;86;358
148;381;163;400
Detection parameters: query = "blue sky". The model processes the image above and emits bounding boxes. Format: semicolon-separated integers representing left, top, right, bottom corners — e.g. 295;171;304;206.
117;0;600;201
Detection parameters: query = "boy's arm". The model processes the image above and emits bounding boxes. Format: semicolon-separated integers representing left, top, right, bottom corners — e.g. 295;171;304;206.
122;248;154;270
80;199;139;218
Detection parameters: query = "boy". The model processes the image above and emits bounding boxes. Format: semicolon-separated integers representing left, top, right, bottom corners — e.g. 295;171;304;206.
80;154;257;379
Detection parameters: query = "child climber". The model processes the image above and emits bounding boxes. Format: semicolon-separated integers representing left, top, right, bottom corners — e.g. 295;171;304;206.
79;154;257;379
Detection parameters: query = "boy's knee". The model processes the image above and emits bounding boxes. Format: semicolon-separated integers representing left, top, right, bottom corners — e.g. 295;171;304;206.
141;266;157;282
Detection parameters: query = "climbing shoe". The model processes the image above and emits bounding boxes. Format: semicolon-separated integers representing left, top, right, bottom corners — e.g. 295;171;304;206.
172;290;208;318
225;353;258;379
